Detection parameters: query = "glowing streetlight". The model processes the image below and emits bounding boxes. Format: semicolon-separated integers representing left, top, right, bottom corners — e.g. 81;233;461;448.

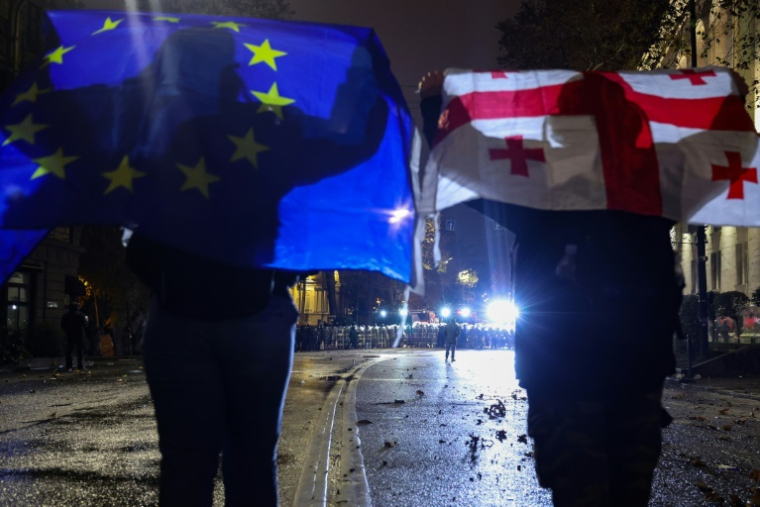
379;310;387;318
399;308;408;317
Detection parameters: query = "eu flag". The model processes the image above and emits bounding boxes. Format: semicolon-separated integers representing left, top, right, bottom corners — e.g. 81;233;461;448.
0;10;416;282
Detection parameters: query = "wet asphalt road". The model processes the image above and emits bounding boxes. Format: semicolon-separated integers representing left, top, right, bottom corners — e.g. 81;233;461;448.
0;361;158;506
1;351;760;506
354;350;550;507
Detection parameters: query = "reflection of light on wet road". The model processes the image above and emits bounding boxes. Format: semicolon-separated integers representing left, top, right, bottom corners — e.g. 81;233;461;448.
448;349;521;393
355;349;552;507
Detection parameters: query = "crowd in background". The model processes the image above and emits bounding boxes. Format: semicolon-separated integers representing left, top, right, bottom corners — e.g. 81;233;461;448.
294;322;515;351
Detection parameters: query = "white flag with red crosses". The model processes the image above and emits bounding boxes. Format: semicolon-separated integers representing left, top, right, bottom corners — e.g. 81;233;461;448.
423;67;759;226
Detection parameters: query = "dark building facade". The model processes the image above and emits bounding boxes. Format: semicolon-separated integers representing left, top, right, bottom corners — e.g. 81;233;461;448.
4;227;85;332
1;0;85;338
440;203;516;304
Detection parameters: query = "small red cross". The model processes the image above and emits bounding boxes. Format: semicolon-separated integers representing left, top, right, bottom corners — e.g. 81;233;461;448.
489;135;545;177
669;69;717;86
491;72;508;79
712;151;757;200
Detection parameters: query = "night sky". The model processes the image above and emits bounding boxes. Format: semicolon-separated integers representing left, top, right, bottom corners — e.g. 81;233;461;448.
287;0;517;109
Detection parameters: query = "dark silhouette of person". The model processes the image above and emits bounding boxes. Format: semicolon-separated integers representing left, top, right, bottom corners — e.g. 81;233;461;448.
60;302;87;371
444;316;460;361
349;324;359;349
420;70;684;507
121;27;388;507
1;20;390;506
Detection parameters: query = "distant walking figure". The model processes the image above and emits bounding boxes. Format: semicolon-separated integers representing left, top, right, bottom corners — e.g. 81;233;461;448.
444;317;461;362
61;302;87;371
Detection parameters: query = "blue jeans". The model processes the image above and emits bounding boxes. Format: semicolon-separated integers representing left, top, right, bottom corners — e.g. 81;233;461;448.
143;295;297;507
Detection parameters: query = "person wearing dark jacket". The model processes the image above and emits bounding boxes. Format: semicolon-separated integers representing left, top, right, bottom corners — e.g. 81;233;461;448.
444;317;461;362
118;22;389;507
126;233;300;507
419;70;684;507
61;302;87;371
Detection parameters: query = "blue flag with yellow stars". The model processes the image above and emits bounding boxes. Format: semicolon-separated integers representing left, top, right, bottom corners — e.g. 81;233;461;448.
0;10;416;282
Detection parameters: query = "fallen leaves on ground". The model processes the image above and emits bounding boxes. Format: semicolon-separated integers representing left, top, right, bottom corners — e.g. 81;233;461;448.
517;434;528;444
384;441;396;448
750;488;760;506
357;419;372;426
696;481;724;504
416;390;424;396
484;399;506;419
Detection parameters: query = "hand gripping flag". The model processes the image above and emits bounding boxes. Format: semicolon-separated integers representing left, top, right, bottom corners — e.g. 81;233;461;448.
421;68;759;226
0;10;417;283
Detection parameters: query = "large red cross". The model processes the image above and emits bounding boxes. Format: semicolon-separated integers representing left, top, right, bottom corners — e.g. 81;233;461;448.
711;151;758;200
489;135;545;177
454;73;662;213
669;69;717;86
432;70;756;215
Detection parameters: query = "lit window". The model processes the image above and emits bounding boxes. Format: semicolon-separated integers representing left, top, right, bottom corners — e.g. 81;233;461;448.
6;271;31;331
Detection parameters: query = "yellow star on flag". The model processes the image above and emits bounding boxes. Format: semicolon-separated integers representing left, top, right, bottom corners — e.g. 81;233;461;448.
229;128;269;168
153;16;180;23
244;40;287;70
42;45;75;67
31;148;78;180
212;21;245;32
102;156;146;194
12;82;50;107
3;114;48;146
92;17;124;35
178;157;220;198
251;83;295;120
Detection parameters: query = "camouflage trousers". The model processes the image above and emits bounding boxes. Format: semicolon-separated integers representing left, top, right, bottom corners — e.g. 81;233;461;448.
527;387;669;507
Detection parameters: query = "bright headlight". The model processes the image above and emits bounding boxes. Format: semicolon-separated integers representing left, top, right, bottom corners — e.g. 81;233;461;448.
487;300;519;323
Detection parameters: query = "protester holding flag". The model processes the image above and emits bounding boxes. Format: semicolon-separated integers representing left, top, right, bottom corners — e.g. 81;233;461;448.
419;68;754;506
0;8;417;506
118;20;391;507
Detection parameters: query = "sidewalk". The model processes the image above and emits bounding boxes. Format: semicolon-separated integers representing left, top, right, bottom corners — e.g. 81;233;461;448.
0;355;146;373
671;374;760;402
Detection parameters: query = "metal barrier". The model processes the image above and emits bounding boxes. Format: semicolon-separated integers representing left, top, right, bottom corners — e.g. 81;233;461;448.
294;324;517;351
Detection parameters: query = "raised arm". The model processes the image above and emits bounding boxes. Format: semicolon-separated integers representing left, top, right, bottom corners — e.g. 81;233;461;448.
418;70;444;147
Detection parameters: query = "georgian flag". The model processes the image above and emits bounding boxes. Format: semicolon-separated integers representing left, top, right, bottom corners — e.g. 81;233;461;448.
422;67;759;227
